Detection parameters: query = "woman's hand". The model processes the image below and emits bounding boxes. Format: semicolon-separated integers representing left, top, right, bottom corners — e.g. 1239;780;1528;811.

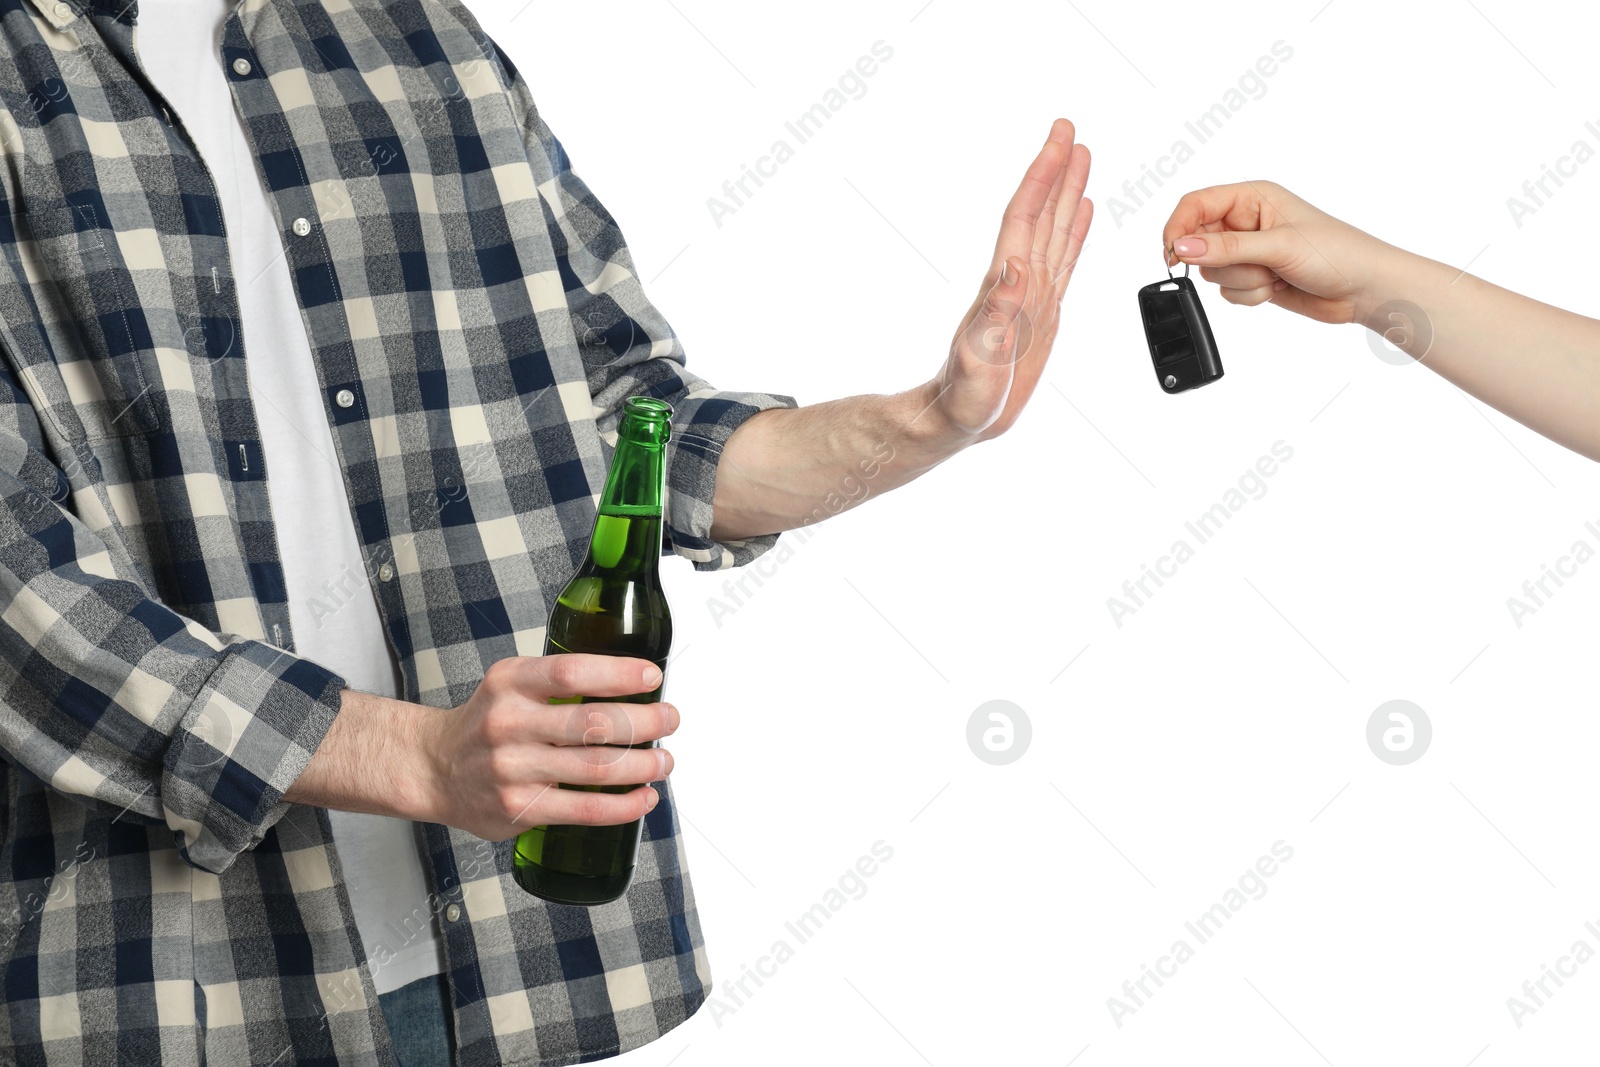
1160;180;1600;463
1161;181;1407;327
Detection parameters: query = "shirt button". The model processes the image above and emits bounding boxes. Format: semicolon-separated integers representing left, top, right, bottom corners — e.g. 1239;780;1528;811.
292;217;312;237
445;904;462;923
334;388;355;409
231;57;252;77
377;563;395;583
52;2;71;17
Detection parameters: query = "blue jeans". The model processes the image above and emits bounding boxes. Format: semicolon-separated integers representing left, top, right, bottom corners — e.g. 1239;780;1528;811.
378;974;453;1066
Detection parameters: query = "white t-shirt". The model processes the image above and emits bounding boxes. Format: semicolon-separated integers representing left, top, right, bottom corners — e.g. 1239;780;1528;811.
136;0;445;995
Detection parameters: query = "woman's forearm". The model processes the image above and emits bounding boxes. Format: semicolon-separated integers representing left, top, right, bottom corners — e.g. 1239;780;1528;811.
1370;250;1600;460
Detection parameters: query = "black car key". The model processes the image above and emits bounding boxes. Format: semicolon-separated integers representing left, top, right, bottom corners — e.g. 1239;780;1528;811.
1138;264;1222;394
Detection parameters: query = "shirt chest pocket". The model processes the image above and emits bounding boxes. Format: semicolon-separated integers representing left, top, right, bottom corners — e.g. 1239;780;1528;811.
13;200;163;441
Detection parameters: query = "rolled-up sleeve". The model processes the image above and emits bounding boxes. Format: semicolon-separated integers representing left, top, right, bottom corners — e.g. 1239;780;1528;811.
0;424;345;875
474;23;798;570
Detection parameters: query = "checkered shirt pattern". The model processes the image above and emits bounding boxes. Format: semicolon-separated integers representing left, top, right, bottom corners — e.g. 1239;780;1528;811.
0;0;794;1063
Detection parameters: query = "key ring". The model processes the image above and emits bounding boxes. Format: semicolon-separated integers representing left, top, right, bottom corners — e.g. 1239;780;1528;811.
1163;246;1191;280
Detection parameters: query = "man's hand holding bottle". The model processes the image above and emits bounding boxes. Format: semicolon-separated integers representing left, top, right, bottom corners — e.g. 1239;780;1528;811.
288;656;673;841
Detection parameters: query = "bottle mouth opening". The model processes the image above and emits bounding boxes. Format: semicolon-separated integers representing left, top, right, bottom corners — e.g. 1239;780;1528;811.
624;396;673;420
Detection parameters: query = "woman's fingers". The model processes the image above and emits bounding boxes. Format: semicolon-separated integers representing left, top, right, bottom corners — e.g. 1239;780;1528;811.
1162;181;1366;325
1219;283;1279;307
1172;228;1296;272
1162;182;1271;258
1163;186;1256;261
1200;263;1278;290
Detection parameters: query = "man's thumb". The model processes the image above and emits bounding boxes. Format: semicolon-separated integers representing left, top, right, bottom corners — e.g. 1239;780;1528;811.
965;256;1029;366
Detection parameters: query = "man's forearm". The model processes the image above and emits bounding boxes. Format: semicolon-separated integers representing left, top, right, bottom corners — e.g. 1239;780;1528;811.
708;381;970;541
1374;250;1600;461
284;689;438;822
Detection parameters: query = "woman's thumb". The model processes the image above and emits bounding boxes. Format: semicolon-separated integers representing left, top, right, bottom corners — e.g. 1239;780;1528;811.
1172;228;1291;271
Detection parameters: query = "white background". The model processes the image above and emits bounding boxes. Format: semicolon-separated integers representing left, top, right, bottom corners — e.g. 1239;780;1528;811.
478;1;1600;1064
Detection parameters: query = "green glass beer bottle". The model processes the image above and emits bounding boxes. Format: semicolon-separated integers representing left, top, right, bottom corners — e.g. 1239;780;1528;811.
513;396;673;906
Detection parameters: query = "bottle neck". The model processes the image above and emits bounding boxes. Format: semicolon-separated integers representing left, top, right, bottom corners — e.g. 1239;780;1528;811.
585;420;666;572
597;429;664;517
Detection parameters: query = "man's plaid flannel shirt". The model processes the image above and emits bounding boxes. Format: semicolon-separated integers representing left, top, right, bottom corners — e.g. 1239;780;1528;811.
0;0;793;1063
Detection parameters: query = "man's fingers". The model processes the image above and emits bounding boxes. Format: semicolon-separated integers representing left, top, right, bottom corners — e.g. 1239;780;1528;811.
541;743;672;789
517;784;660;829
1045;143;1091;277
1033;161;1068;267
1052;197;1093;301
1200;263;1277;290
518;700;678;747
1032;123;1080;262
993;125;1070;271
490;653;663;702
